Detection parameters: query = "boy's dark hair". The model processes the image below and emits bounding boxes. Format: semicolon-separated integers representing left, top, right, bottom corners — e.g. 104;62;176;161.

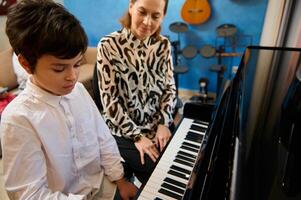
6;0;88;72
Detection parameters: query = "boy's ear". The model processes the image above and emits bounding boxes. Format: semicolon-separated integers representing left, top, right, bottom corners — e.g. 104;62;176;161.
18;54;33;74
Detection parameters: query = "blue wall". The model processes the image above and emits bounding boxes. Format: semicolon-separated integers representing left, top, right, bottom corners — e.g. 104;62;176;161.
64;0;268;93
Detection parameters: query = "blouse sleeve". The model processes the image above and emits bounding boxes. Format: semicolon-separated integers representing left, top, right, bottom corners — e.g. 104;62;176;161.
156;40;177;127
96;41;142;139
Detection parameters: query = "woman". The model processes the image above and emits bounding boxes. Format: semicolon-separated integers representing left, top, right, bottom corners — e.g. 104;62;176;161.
96;0;176;185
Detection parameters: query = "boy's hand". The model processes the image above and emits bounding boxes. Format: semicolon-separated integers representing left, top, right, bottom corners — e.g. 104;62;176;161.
115;178;138;200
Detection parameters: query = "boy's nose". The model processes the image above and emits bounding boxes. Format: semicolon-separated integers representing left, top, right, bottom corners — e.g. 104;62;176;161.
66;68;77;81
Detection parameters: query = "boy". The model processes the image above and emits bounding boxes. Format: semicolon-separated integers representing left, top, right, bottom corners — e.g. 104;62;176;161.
0;0;137;199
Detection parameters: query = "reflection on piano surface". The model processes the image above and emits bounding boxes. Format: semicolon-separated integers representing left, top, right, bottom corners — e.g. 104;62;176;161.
136;46;301;200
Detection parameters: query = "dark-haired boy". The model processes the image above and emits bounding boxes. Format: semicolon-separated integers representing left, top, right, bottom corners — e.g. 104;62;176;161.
0;0;137;199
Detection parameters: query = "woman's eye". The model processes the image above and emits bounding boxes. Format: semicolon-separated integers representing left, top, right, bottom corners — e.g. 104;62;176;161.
152;15;160;20
138;10;146;15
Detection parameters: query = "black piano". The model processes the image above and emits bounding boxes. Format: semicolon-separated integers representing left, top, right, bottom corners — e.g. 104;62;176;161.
136;46;301;200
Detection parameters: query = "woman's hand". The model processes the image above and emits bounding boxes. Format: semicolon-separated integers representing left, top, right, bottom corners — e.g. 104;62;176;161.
134;136;159;165
155;125;172;152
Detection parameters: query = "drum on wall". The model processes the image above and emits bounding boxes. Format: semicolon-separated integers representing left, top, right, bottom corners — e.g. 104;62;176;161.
182;45;198;59
200;44;216;58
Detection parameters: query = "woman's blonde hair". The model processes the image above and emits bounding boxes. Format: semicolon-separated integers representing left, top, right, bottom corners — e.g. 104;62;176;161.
119;0;169;40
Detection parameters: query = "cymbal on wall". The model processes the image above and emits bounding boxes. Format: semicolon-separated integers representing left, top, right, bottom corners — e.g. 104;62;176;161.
169;22;189;33
216;24;237;37
174;65;189;74
182;45;197;59
200;44;216;58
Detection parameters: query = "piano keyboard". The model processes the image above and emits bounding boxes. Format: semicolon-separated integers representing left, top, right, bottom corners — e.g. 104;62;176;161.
137;118;209;200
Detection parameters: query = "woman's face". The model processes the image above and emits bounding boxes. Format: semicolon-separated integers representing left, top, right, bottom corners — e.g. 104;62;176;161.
129;0;165;40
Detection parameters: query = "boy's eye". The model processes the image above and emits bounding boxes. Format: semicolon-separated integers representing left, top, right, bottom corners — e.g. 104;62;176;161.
74;63;81;68
53;66;65;72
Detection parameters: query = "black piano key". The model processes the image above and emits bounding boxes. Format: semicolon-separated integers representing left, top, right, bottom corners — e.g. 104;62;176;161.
171;164;191;175
185;135;203;144
187;131;204;138
176;154;195;163
186;132;204;142
164;177;187;189
190;124;207;133
161;182;185;195
168;169;189;180
182;141;200;149
154;198;163;200
178;150;196;159
174;158;194;167
193;120;209;126
181;145;199;153
158;188;182;200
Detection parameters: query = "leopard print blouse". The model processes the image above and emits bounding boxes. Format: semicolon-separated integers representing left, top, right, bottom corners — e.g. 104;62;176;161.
96;28;176;140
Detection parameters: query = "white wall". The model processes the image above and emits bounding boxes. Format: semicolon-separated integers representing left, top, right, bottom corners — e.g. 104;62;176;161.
0;0;64;51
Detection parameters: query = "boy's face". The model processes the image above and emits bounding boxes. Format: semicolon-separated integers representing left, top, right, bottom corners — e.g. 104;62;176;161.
22;53;83;96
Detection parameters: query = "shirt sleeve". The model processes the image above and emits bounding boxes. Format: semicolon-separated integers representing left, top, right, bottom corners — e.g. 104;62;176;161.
156;40;177;127
0;120;83;200
80;83;124;182
96;41;142;139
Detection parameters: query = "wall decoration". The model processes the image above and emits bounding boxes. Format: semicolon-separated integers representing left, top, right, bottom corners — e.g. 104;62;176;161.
0;0;16;15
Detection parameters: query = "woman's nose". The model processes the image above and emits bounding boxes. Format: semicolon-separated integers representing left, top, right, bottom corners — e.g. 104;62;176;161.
143;15;152;26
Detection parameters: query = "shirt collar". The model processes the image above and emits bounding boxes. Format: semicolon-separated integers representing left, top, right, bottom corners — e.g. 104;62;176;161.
25;77;76;107
122;28;155;49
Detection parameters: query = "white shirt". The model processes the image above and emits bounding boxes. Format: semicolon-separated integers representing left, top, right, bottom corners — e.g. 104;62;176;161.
0;80;124;199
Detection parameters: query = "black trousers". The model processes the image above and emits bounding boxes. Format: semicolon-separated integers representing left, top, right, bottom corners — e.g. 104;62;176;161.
113;135;157;185
113;124;175;186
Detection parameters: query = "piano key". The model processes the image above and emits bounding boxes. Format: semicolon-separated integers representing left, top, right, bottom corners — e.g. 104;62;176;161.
176;154;195;163
174;158;194;167
168;169;190;180
187;131;204;138
170;165;191;175
158;188;182;200
161;182;185;195
193;119;209;126
142;183;177;200
190;124;207;132
178;150;197;158
146;167;189;187
140;190;175;200
182;141;200;149
185;135;203;144
156;155;194;172
164;177;187;189
180;144;199;153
